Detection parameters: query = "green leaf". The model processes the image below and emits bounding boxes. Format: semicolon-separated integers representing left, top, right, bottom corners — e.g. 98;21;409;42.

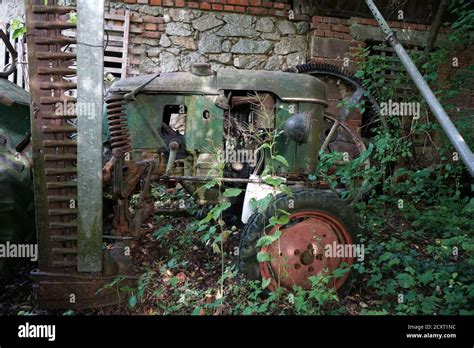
396;273;415;288
211;201;231;220
387;258;400;267
212;242;221;254
263;176;285;187
256;143;271;152
202;225;217;243
379;252;393;262
153;224;172;239
68;11;77;24
10;18;27;39
192;306;202;315
257;193;273;212
251;193;273;214
418;270;434;284
262;278;271;289
16;28;27;39
120;286;134;294
199;212;213;225
256;230;282;247
351;143;374;169
257;251;270;262
197;224;208;232
460;309;474;315
268;214;289;227
223;188;242;197
462;198;474;213
199;202;232;225
169;276;180;287
272;155;289;167
203;179;219;190
280;185;293;197
128;295;137;308
96;275;125;294
333;267;350;279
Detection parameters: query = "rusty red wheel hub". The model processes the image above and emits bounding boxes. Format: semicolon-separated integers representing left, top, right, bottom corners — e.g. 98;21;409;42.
259;210;353;291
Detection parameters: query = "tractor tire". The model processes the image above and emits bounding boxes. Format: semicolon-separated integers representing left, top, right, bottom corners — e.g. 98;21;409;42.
0;142;35;284
239;188;363;296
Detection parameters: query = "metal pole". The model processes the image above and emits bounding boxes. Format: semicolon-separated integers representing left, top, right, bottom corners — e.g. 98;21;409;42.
365;0;474;177
77;0;104;271
167;176;305;185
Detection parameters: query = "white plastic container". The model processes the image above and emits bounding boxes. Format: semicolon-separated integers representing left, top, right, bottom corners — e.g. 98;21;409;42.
241;174;282;224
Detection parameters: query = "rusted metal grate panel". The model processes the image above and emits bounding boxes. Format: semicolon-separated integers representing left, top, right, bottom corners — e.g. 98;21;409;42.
25;0;79;273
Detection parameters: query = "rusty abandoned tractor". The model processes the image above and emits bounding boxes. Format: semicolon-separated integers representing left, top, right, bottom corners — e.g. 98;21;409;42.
103;64;365;296
22;1;379;309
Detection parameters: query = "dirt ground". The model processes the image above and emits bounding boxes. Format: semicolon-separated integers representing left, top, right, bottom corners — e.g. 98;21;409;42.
0;209;371;315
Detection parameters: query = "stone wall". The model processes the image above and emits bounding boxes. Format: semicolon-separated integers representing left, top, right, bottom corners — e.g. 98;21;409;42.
107;5;311;73
158;9;308;72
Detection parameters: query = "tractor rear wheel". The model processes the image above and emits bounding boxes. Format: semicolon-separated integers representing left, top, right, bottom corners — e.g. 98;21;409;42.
239;189;362;295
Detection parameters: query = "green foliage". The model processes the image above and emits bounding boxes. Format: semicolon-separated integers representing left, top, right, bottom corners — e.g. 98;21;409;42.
128;271;155;309
354;186;473;315
249;193;273;214
315;0;474;315
448;0;474;45
153;224;172;239
256;229;282;247
290;274;339;315
199;202;231;225
67;11;77;25
10;18;26;40
262;175;285;187
222;188;242;197
272;155;289;167
229;273;342;315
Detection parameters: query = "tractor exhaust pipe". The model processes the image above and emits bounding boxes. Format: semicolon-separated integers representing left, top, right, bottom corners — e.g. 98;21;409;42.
365;0;474;177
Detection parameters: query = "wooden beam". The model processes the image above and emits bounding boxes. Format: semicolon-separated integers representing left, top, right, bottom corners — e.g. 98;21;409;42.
121;10;130;78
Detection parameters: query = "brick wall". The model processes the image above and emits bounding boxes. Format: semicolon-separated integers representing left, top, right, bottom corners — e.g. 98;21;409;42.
109;0;473;142
308;15;453;71
308;14;474;136
119;0;305;18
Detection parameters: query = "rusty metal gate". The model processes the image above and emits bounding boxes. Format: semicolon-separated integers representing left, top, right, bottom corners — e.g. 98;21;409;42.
24;0;134;309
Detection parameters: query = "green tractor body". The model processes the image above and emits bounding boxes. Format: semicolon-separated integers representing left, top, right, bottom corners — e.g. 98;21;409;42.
106;67;327;205
0;78;35;283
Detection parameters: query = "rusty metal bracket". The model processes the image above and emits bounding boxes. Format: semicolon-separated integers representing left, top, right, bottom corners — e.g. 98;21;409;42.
131;160;156;236
0;29;18;78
